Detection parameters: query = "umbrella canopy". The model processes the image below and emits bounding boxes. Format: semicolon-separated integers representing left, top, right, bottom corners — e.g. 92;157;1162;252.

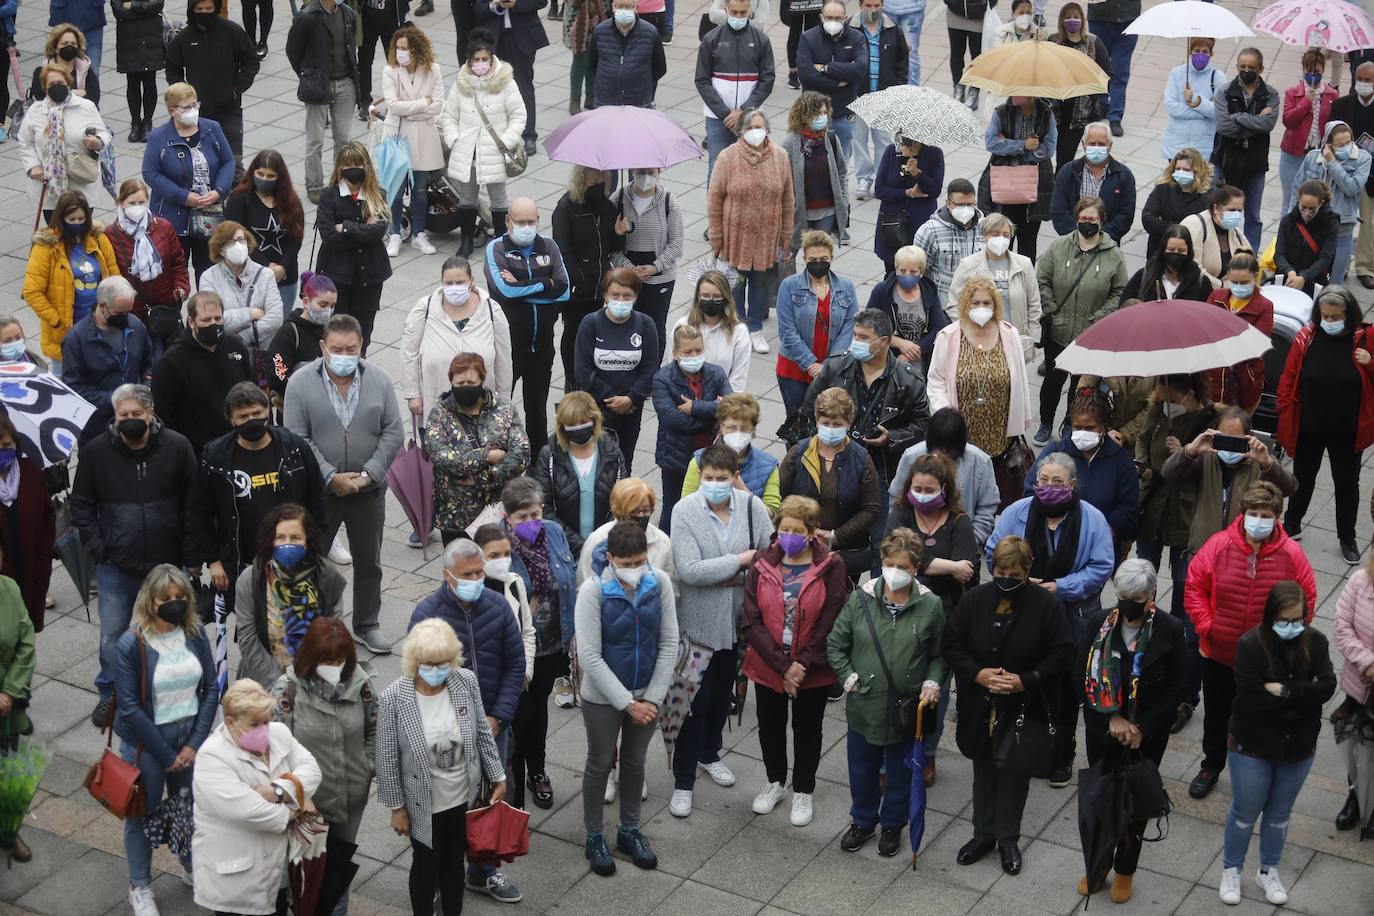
848;86;983;148
384;423;434;561
1054;299;1273;377
371;132;412;209
959;40;1108;100
1077;759;1134;895
466;801;531;867
0;374;91;467
658;636;714;762
905;703;929;867
1254;0;1374;53
1125;0;1253;39
543;106;702;170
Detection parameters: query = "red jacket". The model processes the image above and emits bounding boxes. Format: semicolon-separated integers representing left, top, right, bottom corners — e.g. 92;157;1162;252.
1280;82;1338;158
1185;514;1317;668
1204;288;1273;412
1276;323;1374;455
0;458;56;632
104;217;190;317
741;539;847;691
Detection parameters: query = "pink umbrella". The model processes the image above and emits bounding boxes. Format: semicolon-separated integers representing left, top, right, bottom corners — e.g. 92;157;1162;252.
1254;0;1374;53
542;106;702;171
1054;299;1272;378
385;419;435;560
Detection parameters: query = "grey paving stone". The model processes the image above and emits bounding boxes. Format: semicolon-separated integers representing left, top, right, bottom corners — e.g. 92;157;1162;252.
768;837;910;916
690;823;822;903
867;871;983;916
546;866;681;915
648;880;764;916
1281;850;1374;916
15;848;131;916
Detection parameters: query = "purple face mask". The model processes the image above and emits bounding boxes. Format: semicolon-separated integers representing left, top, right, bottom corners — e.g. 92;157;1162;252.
1063;17;1082;34
778;532;809;556
1033;483;1074;506
910;489;947;515
513;519;544;544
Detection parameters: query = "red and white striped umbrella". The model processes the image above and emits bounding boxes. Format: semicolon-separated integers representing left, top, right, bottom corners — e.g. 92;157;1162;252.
1054;299;1273;378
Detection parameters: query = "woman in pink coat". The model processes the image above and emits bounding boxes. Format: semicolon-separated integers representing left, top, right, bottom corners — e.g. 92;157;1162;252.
1333;555;1374;836
1279;48;1339;218
382;26;446;257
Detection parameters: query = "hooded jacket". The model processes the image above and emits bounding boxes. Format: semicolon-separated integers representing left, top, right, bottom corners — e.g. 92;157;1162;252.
271;665;375;827
743;538;846;691
531;436;625;558
1036;230;1128;348
284;0;359;105
407;584;526;723
22;224;121;360
1290;120;1373;225
440;58;527;188
265;311;327;396
150;327;256;454
164;0;258;110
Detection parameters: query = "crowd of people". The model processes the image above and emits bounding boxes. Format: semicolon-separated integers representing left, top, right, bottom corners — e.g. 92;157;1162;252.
2;0;1374;913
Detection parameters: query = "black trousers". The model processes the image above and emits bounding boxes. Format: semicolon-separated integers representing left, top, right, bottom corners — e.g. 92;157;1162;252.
241;0;274;45
1054;602;1096;768
637;281;673;365
601;406;643;474
452;0;475;63
1057;125;1085;173
1201;657;1236;772
971;757;1032;844
498;37;537;142
335;282;384;355
659;467;686;535
1286;426;1361;542
948;28;982;82
672;646;737;789
216;889;288;916
509;651;570;806
505;299;557;459
125;71;157;125
1039;338;1080;430
785;13;819;68
200;103;244;170
410;804;468;916
180;236;213;283
755;682;828;794
358;9;401;106
559;298;600;387
997;203;1041;261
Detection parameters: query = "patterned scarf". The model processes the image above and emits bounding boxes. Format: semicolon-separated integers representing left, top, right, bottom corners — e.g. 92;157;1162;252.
270;560;323;657
799;126;826;158
511;526;553;603
41;99;68;188
118;209;163;282
1084;606;1154;715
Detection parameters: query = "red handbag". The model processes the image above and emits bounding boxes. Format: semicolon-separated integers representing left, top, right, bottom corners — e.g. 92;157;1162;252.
84;638;147;820
989;164;1040;205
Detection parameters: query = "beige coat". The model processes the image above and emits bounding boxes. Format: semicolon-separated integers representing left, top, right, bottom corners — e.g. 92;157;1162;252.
382;62;446;172
440;58;526;187
707;137;795;272
192;722;322;916
927;320;1033;438
400;287;514;421
1180;211;1245;290
15;95;112;201
947;248;1042;361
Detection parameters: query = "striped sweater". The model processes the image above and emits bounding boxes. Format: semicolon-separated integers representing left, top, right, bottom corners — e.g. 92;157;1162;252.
611;186;684;286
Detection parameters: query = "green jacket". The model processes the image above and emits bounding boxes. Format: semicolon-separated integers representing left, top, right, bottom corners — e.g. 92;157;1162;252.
1036;231;1129;348
826;579;946;746
0;577;34;737
272;664;376;829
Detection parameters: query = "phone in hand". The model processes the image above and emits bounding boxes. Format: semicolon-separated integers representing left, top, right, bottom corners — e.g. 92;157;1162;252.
1211;433;1249;453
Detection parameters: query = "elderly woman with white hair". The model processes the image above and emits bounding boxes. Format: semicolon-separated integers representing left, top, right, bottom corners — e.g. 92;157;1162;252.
1077;558;1186;904
377;617;507;916
860;244;948;371
948;213;1041;363
192;678;321;916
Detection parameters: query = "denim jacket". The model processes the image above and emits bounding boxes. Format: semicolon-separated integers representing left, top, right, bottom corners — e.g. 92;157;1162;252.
776;270;860;371
505;518;579;651
114;626;219;770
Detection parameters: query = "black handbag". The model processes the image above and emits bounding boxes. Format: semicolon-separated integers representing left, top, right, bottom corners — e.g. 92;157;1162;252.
1122;754;1171;825
861;601;920;737
144;305;182;343
877;211;910;253
991;681;1057;775
775;405;817;450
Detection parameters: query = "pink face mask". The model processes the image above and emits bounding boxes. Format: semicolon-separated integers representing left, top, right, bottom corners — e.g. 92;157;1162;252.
237;722;271;753
471;60;491;77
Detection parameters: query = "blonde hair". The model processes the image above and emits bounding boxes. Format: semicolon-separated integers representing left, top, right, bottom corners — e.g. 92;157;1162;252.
403;618;465;677
957;276;1005;323
1159;147;1213;190
610;478;656;519
328;142;388;221
777;495;821;530
164;81;198;109
44;23;85;60
716;392;760;429
566;166;606;205
554;391;603;450
132;564;201;639
895;245;928;272
686;270;741;337
672;324;703;350
800;229;834;256
221;679;275;723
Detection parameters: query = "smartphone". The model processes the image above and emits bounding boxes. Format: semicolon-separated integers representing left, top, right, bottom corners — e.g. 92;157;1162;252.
1211;433;1250;453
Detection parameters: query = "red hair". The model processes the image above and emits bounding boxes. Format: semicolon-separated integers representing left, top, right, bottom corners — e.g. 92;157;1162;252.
293;617;357;683
448;352;487;382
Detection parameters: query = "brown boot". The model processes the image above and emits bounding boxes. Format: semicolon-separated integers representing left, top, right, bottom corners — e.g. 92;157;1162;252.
924;757;937;787
1078;874;1106;896
11;832;31;862
1110;874;1133;903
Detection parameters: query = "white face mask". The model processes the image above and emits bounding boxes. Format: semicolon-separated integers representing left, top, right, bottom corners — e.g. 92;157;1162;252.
122;204;148;224
1014;13;1031;29
316;663;344;686
722;430;752;453
950;205;976;225
1161;401;1186;419
634;173;657;192
985;235;1011;257
176;109;199;127
443;283;470;304
822;19;844;35
743;127;768;147
615;563;646;588
968;306;994;327
396;48;411;66
881;566;913;591
484;556;511;579
225;241;250;266
1358;81;1374;99
1070;429;1101;452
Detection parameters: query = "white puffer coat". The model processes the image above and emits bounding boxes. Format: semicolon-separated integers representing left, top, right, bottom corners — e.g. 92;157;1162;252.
440;57;526;188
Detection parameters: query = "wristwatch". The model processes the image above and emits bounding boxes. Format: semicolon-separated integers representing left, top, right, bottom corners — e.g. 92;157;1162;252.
273;784;285;804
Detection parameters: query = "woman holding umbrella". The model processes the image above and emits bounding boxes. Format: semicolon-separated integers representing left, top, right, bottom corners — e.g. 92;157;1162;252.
980;94;1056;261
381;26;446;258
873;134;944;274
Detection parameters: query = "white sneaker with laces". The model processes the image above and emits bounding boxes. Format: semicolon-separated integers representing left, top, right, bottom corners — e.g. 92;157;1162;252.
1256;868;1288;905
752;782;787;814
604;766;617;804
129;885;160;916
329;534;353;566
386;233;402;257
790;792;813;826
669;788;693;817
1219;867;1242;905
750;331;770;354
411;232;437;255
699;760;735;787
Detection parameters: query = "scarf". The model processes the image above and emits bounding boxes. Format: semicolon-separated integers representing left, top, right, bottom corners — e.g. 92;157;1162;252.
1085;606;1154;715
1026;495;1081;583
0;461;19;507
40;99;67;188
799;126;826;158
510;525;553;603
270;560;323;657
118;209;163;282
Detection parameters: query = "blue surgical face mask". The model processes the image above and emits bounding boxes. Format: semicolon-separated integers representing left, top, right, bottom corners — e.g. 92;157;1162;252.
1322;317;1346;335
1336;143;1354;161
1084;145;1109;165
1217;449;1245;465
849;340;871;362
1230;282;1254;300
700;480;733;505
418;663;452;687
895;273;920;290
1243;513;1275;540
817;424;848;446
678;355;705;373
607;300;634;320
1172;169;1195;187
1272;620;1305;641
273;543;307;570
1220;210;1244;231
509;224;537;246
613;7;635;24
451;575;485;603
727;14;749;29
327;353;358;377
810;115;829;132
0;341;25;361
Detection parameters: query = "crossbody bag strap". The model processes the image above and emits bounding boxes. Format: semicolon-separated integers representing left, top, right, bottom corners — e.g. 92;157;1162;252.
860;597;901;697
1295;220;1321;256
474;98;513;157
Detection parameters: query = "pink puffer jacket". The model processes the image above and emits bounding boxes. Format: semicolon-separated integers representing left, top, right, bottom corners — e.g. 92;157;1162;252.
1335;568;1374;702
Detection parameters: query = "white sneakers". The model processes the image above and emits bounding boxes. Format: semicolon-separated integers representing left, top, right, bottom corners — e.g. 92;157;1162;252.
699;760;735;787
329;533;353;566
386;233;402;257
750;331;770;354
1256;868;1288;905
669;788;693;817
411;232;437;255
129;885;160;916
752;782;787;814
602;766;647;804
1219;867;1242;905
790;792;813;827
854;180;874;201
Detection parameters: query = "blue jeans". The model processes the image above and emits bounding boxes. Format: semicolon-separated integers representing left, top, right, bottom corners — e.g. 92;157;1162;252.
779;377;811;418
1135;540;1199;706
391;169;434;235
278;280;299;313
1333;222;1356;285
851;117;886;186
96;563;145;699
1223;751;1315;870
1088;19;1136;122
887;7;925;85
847;728;913;830
83;28;104;75
1222;167;1266;252
1278;151;1306;218
833;114;855;166
467;727;510;882
123;718;195;886
705;116;735;184
735;269;774;333
663;0;673;34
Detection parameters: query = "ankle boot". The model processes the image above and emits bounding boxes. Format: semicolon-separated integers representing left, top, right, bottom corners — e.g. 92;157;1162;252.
456;207;478;257
1110;874;1133;903
1337;789;1361;830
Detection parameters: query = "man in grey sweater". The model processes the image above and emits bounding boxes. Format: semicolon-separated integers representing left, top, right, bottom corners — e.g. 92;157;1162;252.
284;314;405;653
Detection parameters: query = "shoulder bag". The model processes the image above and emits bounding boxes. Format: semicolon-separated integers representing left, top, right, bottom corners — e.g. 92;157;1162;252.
990;677;1057;775
860;598;921;737
84;636;148;820
474;98;527;179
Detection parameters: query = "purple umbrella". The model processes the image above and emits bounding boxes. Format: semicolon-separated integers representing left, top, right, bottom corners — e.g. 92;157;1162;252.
385;419;435;561
542;106;703;171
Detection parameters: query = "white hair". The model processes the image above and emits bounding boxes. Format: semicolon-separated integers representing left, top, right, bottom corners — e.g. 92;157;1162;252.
443;537;484;568
1083;121;1112;144
96;275;136;307
1039;451;1077;481
1114;559;1158;601
111;383;154;412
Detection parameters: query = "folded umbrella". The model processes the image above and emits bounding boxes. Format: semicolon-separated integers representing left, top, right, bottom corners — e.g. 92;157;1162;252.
959;40;1108;100
385;419;434;561
314;833;360;916
53;495;93;620
905;702;929;868
370;128;412;210
543;106;702;171
657;636;714;763
848;85;983;149
1254;0;1374;53
466;801;530;867
1077;759;1133;897
1054;299;1272;378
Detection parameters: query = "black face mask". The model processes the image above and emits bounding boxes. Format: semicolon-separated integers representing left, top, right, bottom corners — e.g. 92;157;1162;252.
156;598;189;625
1162;252;1189;272
994;576;1025;593
117;417;149;442
563;423;595;446
194;324;223;348
1118;597;1149;622
236;417;270;442
631;516;650;531
57;45;79;61
253;177;277;194
698;297;727;318
63;220;86;238
452;384;484;407
805;260;831;279
341;167;366;185
1238;69;1258;86
1077;221;1101;239
192;10;217;29
105;310;129;330
46;84;69;103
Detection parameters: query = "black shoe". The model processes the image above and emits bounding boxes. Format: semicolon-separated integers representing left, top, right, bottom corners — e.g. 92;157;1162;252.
877;826;902;857
957;837;995;866
1338;789;1361;830
787;69;800;90
546;1;561;18
615;826;657;869
527;772;553;809
1188;767;1219;799
1037;360;1048;376
1343;540;1362;564
255;42;268;59
414;0;434;13
1109;119;1123;137
139;120;151;142
356;107;368;122
662;32;673;44
1047;766;1072;788
839;823;875;852
1284;522;1302;541
998;843;1022;875
91;696;113;728
523;138;537;157
1170;702;1193;734
127;125;141;144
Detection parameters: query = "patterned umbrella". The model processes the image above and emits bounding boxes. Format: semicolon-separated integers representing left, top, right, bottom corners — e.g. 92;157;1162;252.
848;86;983;149
658;636;714;763
1254;0;1374;53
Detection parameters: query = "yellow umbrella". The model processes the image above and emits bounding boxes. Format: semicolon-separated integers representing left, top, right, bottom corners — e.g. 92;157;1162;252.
959;40;1108;100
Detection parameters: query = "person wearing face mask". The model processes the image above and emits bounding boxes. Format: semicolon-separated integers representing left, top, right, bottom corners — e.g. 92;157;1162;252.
1273;179;1337;294
1121;224;1214;304
1179;184;1253;288
470;0;547;158
775;230;859;419
696;0;775;179
266;272;339;397
796;0;866;159
992;0;1046;46
527;392;623;559
912;180;985;302
576;521;678;874
1279;49;1338;218
225;150;307;311
199;220;286;354
586;0;667;109
653;325;732;534
986;451;1114;786
553;167;630;385
889;407;1000;545
426;352;531;544
949;215;1040;360
164;0;258;173
611;168;683;362
113;564;219;916
1216;581;1333;907
1203;252;1272;413
285;0;361;202
873;135;945;273
1163;37;1223;162
1140;149;1212;260
72;384;200;728
1291;120;1371;284
268;617;374;913
1049;3;1112;168
28;25;101;107
1211;46;1280;250
150;291;256;455
981;94;1059;260
864;246;948;370
1049;122;1136;242
573;268;659;468
1332;61;1374;289
472;524;536;687
0;413;56;634
669;271;751;393
1076;559;1187;904
107;178;191;355
379;27;444;258
680;392;784;512
0;575;34;867
61;276;155;443
1182;482;1316;801
314;143;394;355
847;0;909;201
578;478;677;592
1276;287;1374;564
781;92;849;252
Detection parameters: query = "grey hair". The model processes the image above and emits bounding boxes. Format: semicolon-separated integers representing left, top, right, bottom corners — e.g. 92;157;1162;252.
443;537;484;568
1038;451;1077;481
1113;558;1158;602
96;275;136;307
0;315;22;335
739;108;770;132
980;212;1015;236
1083;121;1113;144
111;383;154;412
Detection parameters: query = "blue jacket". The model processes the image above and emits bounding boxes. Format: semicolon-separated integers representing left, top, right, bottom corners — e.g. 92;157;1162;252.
691;443;779;498
61;313;155;436
114;627;219;773
1023;436;1141;541
504;518;578;650
593;562;665;692
588;17;665;108
651;360;731;472
776;270;859;372
49;0;104;32
407;584;526;723
142;119;237;236
0;0;17;40
985;496;1114;605
482;233;571;351
1050;156;1136;243
796;23;868;114
873;143;944;262
1162;61;1223;160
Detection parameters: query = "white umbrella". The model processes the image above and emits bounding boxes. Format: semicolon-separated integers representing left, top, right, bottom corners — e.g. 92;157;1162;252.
1124;0;1254;40
847;86;984;149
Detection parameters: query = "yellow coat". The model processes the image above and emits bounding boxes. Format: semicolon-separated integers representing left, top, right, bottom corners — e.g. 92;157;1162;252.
22;224;120;360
